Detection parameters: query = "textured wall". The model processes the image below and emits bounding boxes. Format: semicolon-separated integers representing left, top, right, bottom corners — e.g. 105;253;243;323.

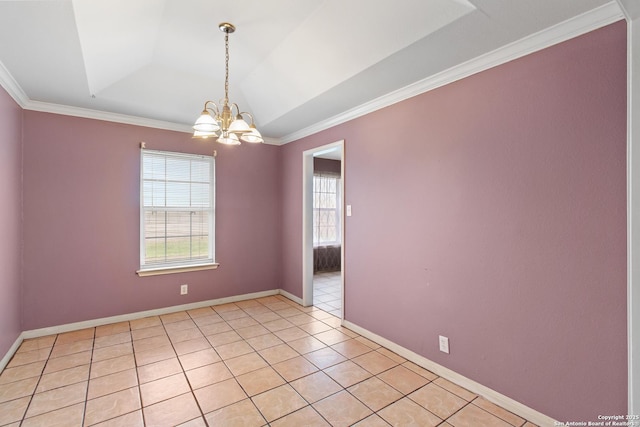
21;112;282;330
0;86;22;358
282;21;627;420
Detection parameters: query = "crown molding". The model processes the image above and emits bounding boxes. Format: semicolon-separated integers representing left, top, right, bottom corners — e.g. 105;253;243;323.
278;1;624;145
23;100;193;133
0;59;28;107
0;2;624;143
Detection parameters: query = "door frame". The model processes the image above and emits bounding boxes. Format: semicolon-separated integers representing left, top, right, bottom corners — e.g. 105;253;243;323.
302;140;345;317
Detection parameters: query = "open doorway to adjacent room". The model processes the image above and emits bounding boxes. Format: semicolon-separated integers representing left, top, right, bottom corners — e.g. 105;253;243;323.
302;141;344;318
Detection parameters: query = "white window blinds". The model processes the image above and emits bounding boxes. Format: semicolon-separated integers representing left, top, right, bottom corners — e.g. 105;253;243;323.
140;149;215;270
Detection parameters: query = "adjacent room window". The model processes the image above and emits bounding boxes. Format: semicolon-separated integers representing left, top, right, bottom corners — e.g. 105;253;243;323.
139;149;215;273
313;172;341;246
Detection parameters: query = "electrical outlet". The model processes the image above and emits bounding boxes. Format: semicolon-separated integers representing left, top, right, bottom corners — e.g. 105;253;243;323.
180;284;188;295
439;335;450;354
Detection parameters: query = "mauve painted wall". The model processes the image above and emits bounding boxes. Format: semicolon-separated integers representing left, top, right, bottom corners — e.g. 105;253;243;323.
282;22;627;420
22;111;281;330
0;87;22;357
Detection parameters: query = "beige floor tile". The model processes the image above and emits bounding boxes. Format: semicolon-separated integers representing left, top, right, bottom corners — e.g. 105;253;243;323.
92;342;133;363
447;403;512;427
204;398;266;427
132;336;170;354
298;321;334;335
352;351;398;375
225;352;268;376
92;410;144;427
8;347;52;368
173;337;211;356
17;336;56;354
408;382;467;419
378;397;442;427
85;387;141;425
164;319;197;333
274;327;311;343
143;392;201;427
49;339;93;357
213;303;241;313
178;348;221;370
0;376;38;404
134;344;176;367
402;361;438;381
187;306;215;318
137;357;182;384
236;325;270;339
348;376;403;411
290;371;342;403
433;377;477;401
274;307;305;318
87;369;138;400
131;325;165;341
0;361;46;385
263;318;295;333
93;332;131;350
140;372;190;406
287;336;327;354
352;414;391;426
354;336;381;350
251;312;283;324
375;348;406;363
324;360;372;388
227;316;259;329
252;384;307;422
286;313;316;326
205;330;241;346
331;339;373;359
236;366;286;396
321;317;343;328
314;330;352;346
56;329;95;346
185;361;233;390
258;344;299;365
21;402;84;427
304;347;347;369
168;328;204;344
219;310;249;321
377;365;430;395
246;334;284;351
272;356;319;382
95;322;130;338
473;397;526;426
313;390;372;427
129;316;161;330
215;341;254;360
26;381;88;418
37;364;90;393
0;396;30;425
193;378;247;413
192;313;224;327
270;405;330;427
44;351;91;374
160;311;190;324
90;354;135;379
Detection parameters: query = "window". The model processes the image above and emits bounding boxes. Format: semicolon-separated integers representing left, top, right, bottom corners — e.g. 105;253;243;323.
138;149;216;274
313;172;341;246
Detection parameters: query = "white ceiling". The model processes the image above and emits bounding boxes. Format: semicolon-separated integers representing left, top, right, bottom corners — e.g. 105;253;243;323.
0;0;620;143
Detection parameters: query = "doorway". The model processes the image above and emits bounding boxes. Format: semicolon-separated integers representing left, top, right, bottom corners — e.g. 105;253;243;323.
302;140;344;319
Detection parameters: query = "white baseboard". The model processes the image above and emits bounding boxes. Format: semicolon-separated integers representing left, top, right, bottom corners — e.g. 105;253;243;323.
342;320;557;427
21;289;279;340
278;289;304;305
0;333;25;372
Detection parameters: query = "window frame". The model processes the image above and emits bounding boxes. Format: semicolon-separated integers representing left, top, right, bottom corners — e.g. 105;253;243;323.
137;148;218;276
312;172;342;247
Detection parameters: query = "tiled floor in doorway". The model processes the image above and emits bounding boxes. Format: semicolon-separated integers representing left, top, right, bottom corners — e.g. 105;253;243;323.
0;294;538;426
313;271;342;318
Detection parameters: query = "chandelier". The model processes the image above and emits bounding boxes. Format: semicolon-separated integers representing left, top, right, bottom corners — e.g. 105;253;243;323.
192;22;263;145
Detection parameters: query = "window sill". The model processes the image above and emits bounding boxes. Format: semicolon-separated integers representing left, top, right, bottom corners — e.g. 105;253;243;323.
136;263;219;277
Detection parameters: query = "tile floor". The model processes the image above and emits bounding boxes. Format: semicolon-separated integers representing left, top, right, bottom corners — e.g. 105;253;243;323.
313;271;342;318
0;295;539;427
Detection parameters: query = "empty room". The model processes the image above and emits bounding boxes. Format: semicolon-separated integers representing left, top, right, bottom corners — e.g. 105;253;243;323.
0;1;638;426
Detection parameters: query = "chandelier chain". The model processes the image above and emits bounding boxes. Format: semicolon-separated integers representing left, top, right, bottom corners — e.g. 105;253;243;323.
224;31;230;104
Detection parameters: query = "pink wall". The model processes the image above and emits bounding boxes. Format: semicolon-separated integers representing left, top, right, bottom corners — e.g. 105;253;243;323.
282;22;627;420
22;111;281;330
0;87;22;357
